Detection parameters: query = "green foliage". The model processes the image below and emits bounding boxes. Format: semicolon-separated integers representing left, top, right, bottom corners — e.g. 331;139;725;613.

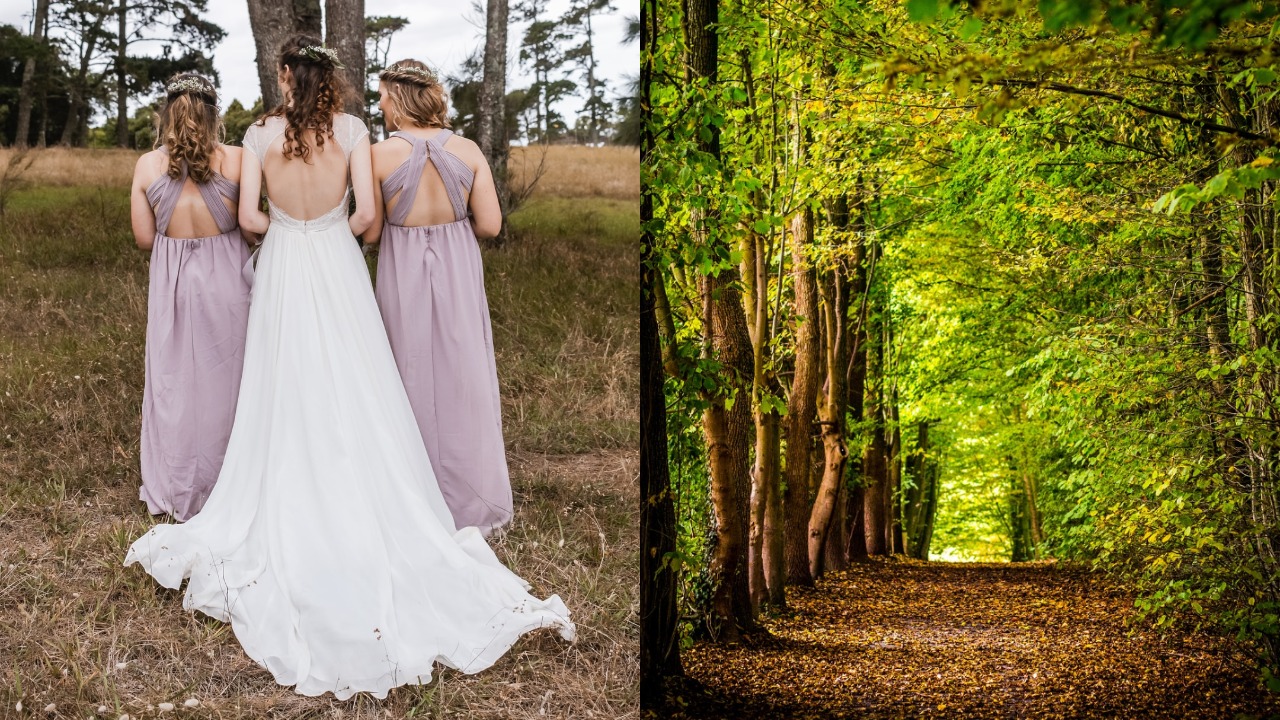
655;0;1280;683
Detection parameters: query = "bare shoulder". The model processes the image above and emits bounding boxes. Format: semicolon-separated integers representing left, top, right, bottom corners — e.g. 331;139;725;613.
217;144;243;181
133;149;166;186
444;133;486;172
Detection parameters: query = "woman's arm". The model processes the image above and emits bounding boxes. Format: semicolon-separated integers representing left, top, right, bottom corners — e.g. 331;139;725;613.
130;155;157;251
238;134;271;235
467;146;502;240
363;143;385;247
348;133;376;237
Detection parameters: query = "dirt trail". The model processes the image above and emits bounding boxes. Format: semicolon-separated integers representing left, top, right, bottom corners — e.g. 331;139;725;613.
674;560;1280;719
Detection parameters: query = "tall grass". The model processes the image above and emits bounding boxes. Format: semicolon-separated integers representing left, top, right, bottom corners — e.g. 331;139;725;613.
0;146;637;719
0;144;641;199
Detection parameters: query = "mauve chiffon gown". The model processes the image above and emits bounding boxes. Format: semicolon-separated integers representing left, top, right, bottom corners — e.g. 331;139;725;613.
139;161;251;521
374;129;514;536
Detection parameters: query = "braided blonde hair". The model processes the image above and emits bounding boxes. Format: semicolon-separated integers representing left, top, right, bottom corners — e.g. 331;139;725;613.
154;73;222;183
379;59;451;129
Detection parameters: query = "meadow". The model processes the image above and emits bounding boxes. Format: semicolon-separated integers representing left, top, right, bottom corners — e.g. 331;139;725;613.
0;145;638;719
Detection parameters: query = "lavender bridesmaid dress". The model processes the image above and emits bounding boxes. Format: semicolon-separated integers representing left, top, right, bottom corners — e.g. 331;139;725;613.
374;130;513;536
139;161;251;521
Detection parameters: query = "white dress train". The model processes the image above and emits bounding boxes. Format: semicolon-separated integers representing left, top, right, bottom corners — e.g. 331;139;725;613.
124;115;574;700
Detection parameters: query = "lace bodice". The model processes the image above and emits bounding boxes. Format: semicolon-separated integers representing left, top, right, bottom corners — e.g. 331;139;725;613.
242;113;369;166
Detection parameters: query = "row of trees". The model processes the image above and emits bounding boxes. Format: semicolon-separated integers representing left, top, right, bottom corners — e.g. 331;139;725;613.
0;0;639;149
643;0;1280;704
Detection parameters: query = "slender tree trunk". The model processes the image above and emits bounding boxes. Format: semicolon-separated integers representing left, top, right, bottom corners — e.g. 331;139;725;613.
60;38;97;147
584;6;599;144
905;420;929;555
784;209;819;587
888;386;904;555
762;418;785;606
917;457;939;559
750;412;780;612
809;254;851;578
115;0;129;147
15;0;50;148
479;0;511;243
325;0;367;117
862;290;888;556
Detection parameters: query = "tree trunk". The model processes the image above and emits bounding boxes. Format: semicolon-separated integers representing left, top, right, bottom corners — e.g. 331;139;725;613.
808;249;851;579
247;0;322;109
1010;464;1032;562
115;0;128;147
15;0;50;148
761;417;785;607
688;0;753;641
784;209;819;586
750;410;781;612
639;0;680;698
325;0;366;118
479;0;511;243
640;173;681;703
861;276;888;556
888;387;904;555
917;457;939;560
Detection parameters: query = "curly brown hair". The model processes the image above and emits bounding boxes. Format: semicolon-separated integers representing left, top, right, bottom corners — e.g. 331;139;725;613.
379;59;451;129
154;73;222;183
261;34;350;163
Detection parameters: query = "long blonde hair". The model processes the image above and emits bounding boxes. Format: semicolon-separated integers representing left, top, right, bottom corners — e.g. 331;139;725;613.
379;59;451;129
154;73;222;183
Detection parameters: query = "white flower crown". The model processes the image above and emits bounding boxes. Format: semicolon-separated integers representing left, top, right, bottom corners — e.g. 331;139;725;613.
385;64;436;83
166;76;213;95
299;45;343;68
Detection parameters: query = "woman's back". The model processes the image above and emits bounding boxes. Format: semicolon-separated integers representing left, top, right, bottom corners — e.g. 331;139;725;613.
137;145;241;239
374;129;476;228
244;113;368;221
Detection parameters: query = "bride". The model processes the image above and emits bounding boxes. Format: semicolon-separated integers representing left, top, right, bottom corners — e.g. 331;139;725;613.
124;35;575;700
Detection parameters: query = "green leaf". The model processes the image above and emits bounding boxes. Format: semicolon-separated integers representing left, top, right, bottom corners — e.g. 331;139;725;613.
906;0;939;23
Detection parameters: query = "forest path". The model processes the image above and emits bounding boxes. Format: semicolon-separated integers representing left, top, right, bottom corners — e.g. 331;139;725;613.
676;560;1279;719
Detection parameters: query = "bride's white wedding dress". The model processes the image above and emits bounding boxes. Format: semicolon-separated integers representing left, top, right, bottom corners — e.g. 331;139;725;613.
125;113;574;700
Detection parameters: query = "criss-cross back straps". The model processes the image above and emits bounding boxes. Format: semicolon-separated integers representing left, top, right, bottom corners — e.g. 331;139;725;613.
146;160;240;236
380;130;474;226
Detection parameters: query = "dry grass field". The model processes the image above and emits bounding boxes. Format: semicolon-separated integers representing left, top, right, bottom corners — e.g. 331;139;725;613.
0;144;640;202
0;146;638;719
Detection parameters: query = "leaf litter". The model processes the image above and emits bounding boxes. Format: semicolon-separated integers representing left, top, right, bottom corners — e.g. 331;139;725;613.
672;559;1280;719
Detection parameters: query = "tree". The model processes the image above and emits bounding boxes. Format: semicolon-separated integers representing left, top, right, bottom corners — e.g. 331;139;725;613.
561;0;614;144
446;49;484;140
478;0;511;242
364;14;407;76
245;0;320;110
515;0;574;143
325;0;365;117
50;0;114;147
15;0;51;148
641;0;679;690
222;97;264;145
364;15;409;139
112;0;224;148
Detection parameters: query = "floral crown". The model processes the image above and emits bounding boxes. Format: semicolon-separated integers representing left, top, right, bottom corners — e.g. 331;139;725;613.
166;76;214;96
297;45;343;68
384;64;437;84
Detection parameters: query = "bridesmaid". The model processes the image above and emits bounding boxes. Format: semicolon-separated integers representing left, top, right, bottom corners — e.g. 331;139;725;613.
128;73;252;521
364;59;513;536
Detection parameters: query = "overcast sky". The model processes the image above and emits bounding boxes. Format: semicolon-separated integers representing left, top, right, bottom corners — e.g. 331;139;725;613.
2;0;638;126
